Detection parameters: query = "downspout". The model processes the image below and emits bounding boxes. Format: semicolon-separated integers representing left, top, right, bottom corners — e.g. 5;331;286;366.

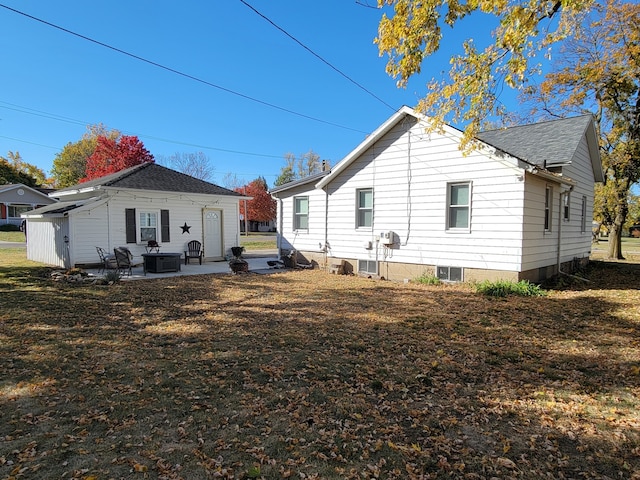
557;191;563;275
323;186;329;269
277;197;283;260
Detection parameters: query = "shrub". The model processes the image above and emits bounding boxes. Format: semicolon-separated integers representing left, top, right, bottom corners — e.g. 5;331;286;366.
474;279;546;297
415;272;441;285
103;270;122;284
0;224;20;232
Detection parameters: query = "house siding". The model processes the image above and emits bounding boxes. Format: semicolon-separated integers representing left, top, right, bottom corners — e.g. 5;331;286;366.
323;121;526;276
275;183;327;255
26;217;69;267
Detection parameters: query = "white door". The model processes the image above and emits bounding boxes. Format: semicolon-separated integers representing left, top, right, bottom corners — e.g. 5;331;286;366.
203;209;223;260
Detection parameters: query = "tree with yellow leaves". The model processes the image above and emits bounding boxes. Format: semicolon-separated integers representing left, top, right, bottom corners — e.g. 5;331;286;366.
376;0;596;145
530;0;639;259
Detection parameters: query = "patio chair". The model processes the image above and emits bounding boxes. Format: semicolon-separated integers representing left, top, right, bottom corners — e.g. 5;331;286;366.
114;247;134;276
96;246;116;273
184;240;203;265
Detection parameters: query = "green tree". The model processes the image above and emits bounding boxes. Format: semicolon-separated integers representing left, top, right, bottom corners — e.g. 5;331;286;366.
52;124;119;188
273;150;328;186
0;151;47;186
376;0;598;146
0;157;38;186
530;0;639;259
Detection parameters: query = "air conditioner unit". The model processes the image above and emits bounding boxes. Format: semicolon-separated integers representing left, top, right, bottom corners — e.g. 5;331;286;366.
380;231;394;245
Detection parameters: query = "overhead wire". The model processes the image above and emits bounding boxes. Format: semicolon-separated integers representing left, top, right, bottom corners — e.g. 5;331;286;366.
0;3;369;134
239;0;396;112
0;101;284;160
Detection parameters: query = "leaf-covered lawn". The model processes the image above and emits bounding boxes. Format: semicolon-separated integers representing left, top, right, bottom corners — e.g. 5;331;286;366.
1;261;639;479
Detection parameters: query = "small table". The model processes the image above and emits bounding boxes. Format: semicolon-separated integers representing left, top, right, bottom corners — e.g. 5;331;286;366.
142;253;182;274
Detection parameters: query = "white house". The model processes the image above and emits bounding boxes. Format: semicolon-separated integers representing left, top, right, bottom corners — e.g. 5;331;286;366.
270;106;604;283
23;163;248;268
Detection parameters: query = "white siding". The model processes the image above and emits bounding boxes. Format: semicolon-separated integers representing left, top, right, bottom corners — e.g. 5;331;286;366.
325;121;526;272
273;183;326;253
27;189;242;267
26;217;68;268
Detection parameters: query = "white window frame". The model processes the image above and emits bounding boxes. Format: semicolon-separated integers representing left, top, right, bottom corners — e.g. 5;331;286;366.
139;210;159;243
8;204;33;217
544;186;553;232
446;182;471;231
356;188;373;229
563;192;571;222
581;196;587;233
358;259;377;275
293;196;309;231
437;266;463;282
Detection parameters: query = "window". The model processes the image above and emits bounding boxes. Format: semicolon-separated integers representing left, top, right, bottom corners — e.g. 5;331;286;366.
8;205;33;217
125;208;170;244
563;192;570;221
581;196;587;233
358;259;377;275
447;182;471;230
437;266;463;282
544;186;552;231
293;196;308;230
356;188;373;228
139;211;158;242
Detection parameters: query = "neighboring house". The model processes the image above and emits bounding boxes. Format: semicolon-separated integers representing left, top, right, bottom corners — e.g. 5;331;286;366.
0;184;57;227
23;163;248;268
270;106;604;283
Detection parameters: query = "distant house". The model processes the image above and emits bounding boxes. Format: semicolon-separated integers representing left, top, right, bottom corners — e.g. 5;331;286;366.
270;106;604;282
0;183;57;227
23;163;248;268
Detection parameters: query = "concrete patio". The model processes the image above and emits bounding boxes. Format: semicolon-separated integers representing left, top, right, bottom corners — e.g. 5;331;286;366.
84;251;282;281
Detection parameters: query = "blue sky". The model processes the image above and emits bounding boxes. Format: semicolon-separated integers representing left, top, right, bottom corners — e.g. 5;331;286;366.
1;1;507;187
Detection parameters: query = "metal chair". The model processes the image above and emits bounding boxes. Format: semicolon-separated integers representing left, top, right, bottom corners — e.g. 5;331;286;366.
114;247;134;276
184;240;203;265
96;246;116;273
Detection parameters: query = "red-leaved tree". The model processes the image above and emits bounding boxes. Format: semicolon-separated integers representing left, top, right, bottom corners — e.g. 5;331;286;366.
82;135;154;181
236;177;276;224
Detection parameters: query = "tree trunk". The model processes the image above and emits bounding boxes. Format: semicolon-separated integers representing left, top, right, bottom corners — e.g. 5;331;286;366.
606;189;629;260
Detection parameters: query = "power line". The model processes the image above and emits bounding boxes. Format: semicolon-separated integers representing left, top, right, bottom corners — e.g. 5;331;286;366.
239;0;396;112
0;3;369;134
0;101;285;159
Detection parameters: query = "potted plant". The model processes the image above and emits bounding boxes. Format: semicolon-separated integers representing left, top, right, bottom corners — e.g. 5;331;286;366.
229;246;248;273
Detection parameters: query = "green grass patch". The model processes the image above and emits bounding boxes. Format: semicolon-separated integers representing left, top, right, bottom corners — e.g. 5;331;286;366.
0;231;26;242
414;272;441;285
474;279;547;297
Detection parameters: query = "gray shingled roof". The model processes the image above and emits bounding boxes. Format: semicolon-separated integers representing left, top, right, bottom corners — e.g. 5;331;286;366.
55;163;242;197
477;115;593;167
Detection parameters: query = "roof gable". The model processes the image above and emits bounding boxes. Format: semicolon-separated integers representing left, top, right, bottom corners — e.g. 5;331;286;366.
54;163;242;197
477;115;603;182
0;183;57;203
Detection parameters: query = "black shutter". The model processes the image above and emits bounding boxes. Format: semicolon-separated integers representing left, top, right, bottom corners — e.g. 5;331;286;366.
125;208;136;244
161;209;170;243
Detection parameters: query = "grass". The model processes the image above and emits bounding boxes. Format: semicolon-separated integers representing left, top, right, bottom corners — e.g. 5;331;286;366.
0;231;26;243
1;250;639;478
239;233;276;251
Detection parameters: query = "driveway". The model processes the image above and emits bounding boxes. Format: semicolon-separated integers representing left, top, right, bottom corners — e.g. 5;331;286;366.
0;240;26;248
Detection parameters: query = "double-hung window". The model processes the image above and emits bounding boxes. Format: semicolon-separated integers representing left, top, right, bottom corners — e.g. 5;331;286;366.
293;196;309;230
581;196;587;233
139;211;158;242
544;186;553;231
356;188;373;229
563;192;571;221
447;182;471;230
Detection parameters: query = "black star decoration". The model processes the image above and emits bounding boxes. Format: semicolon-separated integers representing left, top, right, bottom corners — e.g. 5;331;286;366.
181;222;191;234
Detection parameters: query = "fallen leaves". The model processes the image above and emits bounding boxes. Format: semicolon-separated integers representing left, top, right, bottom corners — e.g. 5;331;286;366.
1;263;639;478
